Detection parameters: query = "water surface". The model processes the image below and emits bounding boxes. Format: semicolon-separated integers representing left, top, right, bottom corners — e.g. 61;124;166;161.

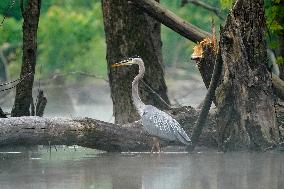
0;146;283;189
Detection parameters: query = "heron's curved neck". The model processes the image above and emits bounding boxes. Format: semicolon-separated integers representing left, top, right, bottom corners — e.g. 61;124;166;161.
132;62;146;116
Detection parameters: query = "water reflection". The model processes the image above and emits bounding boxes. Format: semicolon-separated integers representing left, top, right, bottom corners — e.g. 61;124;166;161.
0;147;283;189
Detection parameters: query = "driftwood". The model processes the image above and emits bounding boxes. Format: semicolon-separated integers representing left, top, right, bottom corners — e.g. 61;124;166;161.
0;107;218;152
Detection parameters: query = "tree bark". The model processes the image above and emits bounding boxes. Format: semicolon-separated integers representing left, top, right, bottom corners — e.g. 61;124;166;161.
188;50;222;150
102;0;170;124
0;107;218;151
11;0;41;117
215;0;280;150
195;45;216;89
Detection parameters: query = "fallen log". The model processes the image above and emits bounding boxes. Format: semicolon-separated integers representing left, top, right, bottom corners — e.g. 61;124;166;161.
0;105;282;151
0;106;218;152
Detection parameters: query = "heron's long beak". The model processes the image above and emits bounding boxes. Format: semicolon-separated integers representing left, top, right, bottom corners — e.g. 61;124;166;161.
111;60;134;68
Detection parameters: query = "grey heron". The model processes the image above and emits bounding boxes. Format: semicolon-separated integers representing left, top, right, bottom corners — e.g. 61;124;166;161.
112;56;191;152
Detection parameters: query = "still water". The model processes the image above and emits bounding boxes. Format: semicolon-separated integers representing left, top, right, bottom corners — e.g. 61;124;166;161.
0;146;283;189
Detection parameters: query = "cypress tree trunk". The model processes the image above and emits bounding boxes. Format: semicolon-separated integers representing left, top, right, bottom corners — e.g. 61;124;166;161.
11;0;41;117
102;0;170;124
215;0;280;150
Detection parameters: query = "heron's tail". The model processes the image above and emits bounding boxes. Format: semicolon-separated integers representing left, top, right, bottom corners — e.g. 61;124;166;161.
177;130;191;145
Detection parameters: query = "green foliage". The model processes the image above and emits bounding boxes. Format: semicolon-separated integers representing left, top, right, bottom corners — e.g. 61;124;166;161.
277;56;284;65
1;0;106;82
220;0;233;9
0;0;55;20
0;17;21;44
266;0;284;35
37;3;106;81
265;0;284;63
0;0;22;20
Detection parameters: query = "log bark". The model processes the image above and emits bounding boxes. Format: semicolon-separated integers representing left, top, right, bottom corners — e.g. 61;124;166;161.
130;0;210;43
215;0;280;150
11;0;41;116
102;0;170;124
0;107;218;151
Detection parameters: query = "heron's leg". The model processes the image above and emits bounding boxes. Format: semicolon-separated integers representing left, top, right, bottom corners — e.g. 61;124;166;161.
151;137;161;153
151;144;155;152
155;138;161;153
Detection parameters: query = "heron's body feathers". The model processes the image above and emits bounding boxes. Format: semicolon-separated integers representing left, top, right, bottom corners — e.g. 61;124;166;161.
141;105;191;145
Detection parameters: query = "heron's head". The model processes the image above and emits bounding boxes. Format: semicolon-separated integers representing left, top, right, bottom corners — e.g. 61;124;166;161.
111;56;143;68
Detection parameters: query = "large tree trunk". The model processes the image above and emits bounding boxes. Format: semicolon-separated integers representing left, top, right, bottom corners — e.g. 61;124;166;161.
215;0;280;150
11;0;41;117
102;0;170;124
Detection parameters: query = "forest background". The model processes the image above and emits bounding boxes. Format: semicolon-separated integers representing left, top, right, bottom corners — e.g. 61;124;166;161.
0;0;282;120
